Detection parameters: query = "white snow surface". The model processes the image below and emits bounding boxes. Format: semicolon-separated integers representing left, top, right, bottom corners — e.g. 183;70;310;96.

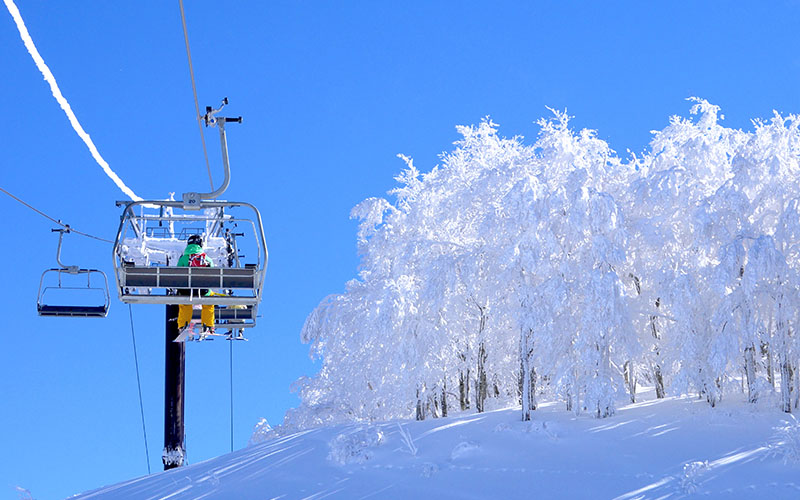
71;390;800;499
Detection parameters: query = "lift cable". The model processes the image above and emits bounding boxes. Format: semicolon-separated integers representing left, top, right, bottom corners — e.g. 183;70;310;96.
178;0;214;192
0;186;113;244
128;304;152;474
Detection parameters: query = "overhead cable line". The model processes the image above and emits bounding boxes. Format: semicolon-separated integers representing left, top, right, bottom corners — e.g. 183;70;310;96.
0;186;113;243
128;304;152;474
178;0;215;191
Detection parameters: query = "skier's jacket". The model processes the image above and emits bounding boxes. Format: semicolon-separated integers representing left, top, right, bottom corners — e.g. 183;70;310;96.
177;243;214;296
177;243;214;267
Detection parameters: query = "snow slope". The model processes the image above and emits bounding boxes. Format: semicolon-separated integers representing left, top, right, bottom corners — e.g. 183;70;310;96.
69;389;800;500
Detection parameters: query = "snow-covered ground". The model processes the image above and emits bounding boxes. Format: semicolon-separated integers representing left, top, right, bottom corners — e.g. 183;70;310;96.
70;389;800;499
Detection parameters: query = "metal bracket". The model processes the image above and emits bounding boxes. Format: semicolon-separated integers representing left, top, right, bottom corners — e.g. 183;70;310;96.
182;191;202;209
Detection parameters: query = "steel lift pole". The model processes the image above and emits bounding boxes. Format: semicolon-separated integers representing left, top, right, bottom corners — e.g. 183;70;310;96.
163;304;186;470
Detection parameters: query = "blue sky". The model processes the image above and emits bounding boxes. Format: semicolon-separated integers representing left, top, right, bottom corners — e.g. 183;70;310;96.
2;1;799;498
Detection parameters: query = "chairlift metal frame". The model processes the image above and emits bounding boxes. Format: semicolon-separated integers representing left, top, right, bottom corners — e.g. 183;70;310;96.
37;228;110;318
112;199;268;311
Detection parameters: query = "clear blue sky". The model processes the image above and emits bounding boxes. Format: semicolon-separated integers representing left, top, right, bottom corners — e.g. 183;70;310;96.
1;1;799;498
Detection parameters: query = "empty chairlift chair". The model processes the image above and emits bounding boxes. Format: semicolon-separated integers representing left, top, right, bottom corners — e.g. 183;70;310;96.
37;228;110;318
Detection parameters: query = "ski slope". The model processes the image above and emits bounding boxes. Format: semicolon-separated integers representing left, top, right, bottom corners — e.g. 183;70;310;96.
70;389;800;499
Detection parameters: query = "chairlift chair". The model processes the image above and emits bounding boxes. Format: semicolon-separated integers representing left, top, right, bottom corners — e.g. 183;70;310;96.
112;98;267;330
113;199;267;329
37;228;110;318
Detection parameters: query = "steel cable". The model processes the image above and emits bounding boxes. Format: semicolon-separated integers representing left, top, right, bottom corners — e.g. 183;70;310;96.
178;0;215;191
129;304;152;474
0;186;113;244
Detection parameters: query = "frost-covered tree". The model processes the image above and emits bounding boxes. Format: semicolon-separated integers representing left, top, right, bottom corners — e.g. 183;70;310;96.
624;100;746;404
271;100;800;440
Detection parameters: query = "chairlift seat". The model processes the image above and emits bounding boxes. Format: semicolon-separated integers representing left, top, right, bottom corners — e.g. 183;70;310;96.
37;304;108;318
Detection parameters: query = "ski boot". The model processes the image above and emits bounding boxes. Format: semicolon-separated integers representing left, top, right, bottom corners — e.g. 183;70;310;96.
226;329;248;341
198;325;216;341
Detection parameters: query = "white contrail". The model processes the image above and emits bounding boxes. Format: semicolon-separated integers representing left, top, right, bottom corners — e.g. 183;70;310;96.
4;0;143;201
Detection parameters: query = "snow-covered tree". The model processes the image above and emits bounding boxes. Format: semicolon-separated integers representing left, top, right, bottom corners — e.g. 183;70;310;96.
275;100;800;439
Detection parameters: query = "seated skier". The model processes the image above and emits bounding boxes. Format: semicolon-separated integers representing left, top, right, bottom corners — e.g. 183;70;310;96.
177;234;215;336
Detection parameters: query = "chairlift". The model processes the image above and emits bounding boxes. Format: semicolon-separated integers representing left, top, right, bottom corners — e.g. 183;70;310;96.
37;228;110;318
112;98;267;329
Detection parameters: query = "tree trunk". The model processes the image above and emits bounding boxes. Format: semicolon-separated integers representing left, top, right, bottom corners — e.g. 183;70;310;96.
653;363;665;399
596;342;614;418
744;344;758;403
705;390;717;407
782;359;798;412
459;368;470;411
566;367;579;413
651;298;665;399
780;356;793;413
704;383;717;408
529;366;537;412
441;382;448;418
520;328;536;421
476;340;488;413
520;349;536;421
794;363;800;410
415;387;425;421
763;341;774;390
624;361;636;403
521;360;531;421
630;277;665;399
766;317;775;390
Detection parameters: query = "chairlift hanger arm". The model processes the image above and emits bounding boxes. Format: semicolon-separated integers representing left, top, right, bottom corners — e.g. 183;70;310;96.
52;227;79;273
181;98;242;207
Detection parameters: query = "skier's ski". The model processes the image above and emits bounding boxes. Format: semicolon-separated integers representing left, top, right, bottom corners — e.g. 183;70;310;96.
173;326;195;343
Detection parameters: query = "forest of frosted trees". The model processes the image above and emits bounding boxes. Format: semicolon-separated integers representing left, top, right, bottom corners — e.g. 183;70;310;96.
285;99;800;430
